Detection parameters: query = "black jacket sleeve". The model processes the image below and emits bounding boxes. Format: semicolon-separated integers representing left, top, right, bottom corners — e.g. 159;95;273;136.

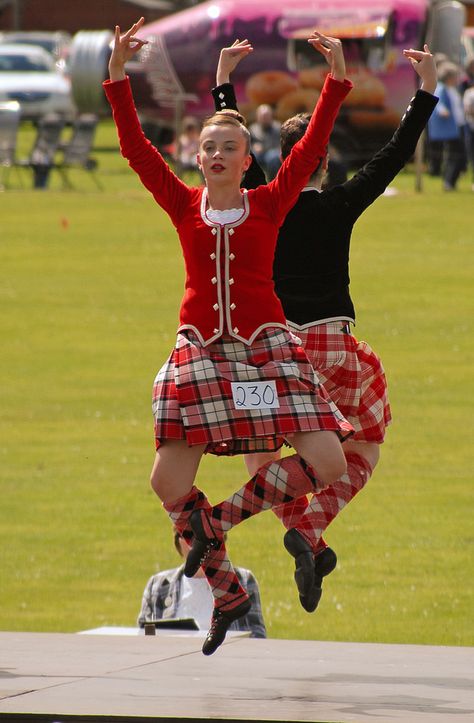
340;89;439;220
211;82;267;189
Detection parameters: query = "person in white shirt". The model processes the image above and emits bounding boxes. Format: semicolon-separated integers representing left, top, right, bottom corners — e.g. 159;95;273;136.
138;529;266;638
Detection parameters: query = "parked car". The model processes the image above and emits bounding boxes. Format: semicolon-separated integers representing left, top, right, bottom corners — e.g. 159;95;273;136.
0;43;76;122
0;30;72;70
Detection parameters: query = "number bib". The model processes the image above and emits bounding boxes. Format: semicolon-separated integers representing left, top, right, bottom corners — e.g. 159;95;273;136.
231;380;280;410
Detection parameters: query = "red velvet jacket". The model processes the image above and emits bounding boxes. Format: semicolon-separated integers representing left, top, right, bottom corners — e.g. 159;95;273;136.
104;75;352;346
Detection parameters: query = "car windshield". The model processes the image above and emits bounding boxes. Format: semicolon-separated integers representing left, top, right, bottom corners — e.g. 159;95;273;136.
9;38;55;53
0;54;52;72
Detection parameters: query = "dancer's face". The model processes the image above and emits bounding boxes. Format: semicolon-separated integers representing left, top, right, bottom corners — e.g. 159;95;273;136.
197;124;251;187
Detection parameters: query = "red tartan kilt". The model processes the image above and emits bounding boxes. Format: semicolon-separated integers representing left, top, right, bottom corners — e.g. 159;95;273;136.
152;327;353;456
293;322;392;443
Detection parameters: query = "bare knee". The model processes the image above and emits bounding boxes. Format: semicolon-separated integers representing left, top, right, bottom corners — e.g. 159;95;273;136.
302;443;347;487
290;431;347;487
344;440;381;472
315;451;347;486
149;462;170;501
149;464;163;496
150;464;195;504
149;442;204;504
244;450;280;477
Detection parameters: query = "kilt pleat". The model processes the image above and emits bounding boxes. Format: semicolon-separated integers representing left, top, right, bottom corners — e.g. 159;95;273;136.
294;322;392;443
152;328;353;456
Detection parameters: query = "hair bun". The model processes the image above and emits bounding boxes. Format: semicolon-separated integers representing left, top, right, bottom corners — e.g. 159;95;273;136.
217;108;247;126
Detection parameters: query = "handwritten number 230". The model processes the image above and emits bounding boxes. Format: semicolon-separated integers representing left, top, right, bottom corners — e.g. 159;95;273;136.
234;384;275;407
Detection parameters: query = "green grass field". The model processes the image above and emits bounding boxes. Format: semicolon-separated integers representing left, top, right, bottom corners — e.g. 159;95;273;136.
1;119;473;646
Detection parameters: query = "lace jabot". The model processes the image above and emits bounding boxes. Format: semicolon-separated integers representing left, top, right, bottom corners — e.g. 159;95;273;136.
207;207;244;224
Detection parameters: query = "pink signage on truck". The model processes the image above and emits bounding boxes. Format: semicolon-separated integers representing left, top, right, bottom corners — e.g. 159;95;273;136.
69;0;464;164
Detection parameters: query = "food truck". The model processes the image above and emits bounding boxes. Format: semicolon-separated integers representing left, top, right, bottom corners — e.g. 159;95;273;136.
69;0;466;164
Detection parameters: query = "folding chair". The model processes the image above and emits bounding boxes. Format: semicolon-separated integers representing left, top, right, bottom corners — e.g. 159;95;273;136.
0;100;22;190
55;114;102;190
16;112;66;188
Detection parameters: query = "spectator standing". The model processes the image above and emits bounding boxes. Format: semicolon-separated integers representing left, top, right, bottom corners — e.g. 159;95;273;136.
249;104;281;180
460;57;474;95
428;62;467;190
175;115;201;173
462;59;474;191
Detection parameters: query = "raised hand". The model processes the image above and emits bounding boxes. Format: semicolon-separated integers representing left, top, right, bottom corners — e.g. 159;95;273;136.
109;17;148;81
216;39;253;86
403;44;437;95
308;31;345;83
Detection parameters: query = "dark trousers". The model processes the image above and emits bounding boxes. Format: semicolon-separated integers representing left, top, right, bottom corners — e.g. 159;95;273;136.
427;139;443;176
443;134;467;189
466;126;474;181
32;164;52;189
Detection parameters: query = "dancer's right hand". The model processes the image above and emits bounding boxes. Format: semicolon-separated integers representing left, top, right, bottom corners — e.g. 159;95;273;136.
308;31;345;83
109;17;148;81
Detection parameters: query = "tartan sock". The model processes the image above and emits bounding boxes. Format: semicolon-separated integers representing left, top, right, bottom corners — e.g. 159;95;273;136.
163;486;248;612
273;496;309;528
206;454;318;536
164;486;208;545
273;497;329;553
294;452;373;552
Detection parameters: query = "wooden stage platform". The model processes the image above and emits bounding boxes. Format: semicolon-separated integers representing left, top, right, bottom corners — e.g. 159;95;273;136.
0;630;473;722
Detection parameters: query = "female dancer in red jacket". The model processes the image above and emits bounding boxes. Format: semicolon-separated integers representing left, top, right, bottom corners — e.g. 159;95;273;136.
105;18;352;654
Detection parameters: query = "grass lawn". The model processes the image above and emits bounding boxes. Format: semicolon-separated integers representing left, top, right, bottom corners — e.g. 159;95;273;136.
1;119;473;645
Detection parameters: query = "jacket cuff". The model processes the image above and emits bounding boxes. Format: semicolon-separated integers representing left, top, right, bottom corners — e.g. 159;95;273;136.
414;88;439;106
103;75;131;102
324;75;353;98
211;82;238;111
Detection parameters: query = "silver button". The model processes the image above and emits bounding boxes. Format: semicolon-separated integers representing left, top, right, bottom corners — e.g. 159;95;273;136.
229;278;234;285
229;253;235;260
233;327;239;334
211;228;217;235
229;228;234;235
211;277;217;284
213;328;219;334
230;303;236;310
218;92;225;99
220;101;226;107
210;252;216;260
213;303;219;311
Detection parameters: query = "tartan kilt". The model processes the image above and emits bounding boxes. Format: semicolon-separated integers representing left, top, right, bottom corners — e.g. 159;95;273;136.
152;327;353;456
292;321;392;443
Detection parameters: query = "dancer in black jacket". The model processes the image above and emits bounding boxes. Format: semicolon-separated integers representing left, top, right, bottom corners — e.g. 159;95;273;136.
195;41;439;612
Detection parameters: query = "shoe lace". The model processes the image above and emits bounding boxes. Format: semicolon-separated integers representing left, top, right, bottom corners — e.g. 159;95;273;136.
199;538;219;565
207;609;223;638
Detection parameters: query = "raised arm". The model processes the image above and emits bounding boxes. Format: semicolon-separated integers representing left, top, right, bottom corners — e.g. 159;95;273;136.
340;45;438;219
104;18;190;221
108;16;148;81
216;39;253;87
265;31;352;223
211;39;267;189
403;44;437;95
309;30;346;83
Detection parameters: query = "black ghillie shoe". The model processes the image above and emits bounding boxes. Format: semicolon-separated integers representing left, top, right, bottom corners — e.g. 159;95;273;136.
284;528;316;612
306;546;338;612
314;546;337;579
284;529;337;613
184;509;220;578
202;598;251;656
